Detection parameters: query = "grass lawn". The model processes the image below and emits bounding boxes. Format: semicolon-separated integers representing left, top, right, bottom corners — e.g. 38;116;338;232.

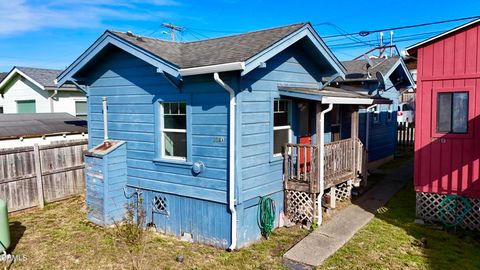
323;184;480;270
4;153;480;269
5;197;308;269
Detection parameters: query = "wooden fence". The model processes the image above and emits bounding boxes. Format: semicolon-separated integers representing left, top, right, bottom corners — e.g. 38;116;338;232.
397;122;415;148
0;139;88;212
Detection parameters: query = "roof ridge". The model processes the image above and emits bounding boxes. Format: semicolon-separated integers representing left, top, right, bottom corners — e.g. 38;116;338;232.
183;22;309;44
15;66;63;72
109;22;308;45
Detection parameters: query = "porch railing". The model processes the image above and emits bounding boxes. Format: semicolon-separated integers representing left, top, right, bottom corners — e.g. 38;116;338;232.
283;144;319;193
324;138;363;188
283;138;365;193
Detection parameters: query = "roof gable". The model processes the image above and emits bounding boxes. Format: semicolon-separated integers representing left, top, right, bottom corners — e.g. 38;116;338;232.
406;19;480;54
57;22;346;85
327;57;415;91
0;67;76;93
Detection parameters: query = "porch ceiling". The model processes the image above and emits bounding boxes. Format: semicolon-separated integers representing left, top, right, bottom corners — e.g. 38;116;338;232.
278;85;385;105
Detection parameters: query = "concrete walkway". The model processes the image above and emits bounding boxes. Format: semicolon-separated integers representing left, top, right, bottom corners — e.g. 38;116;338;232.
283;159;413;269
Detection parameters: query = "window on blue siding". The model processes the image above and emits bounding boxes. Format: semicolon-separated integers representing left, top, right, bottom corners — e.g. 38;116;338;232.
273;99;291;155
387;104;393;122
373;105;380;123
162;102;187;159
437;92;468;134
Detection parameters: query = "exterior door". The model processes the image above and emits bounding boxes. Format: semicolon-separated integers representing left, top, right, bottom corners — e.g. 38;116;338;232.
298;102;312;173
331;105;341;141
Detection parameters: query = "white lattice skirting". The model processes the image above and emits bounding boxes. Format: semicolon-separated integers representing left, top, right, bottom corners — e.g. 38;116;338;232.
286;190;316;224
416;192;480;231
335;182;352;202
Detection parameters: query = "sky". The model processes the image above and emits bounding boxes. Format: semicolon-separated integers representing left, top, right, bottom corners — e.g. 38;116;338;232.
0;0;479;72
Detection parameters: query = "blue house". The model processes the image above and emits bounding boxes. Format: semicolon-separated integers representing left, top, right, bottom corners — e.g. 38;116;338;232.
58;23;385;249
332;57;415;167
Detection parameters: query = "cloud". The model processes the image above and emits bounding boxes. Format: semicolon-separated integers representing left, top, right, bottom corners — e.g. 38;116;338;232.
0;0;178;36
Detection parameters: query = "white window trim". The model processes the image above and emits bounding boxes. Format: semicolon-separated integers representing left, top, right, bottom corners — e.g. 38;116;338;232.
75;100;87;118
273;99;292;157
160;102;187;161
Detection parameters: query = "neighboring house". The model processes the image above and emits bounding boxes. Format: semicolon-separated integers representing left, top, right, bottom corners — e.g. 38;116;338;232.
406;19;480;229
331;57;416;166
0;67;86;118
0;113;87;148
58;22;387;249
0;72;8;113
401;55;417;108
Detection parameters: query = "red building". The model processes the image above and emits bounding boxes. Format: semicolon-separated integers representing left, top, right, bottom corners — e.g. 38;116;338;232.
407;19;480;229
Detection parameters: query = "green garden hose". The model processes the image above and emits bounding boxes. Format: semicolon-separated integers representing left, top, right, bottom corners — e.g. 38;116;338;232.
440;195;471;228
258;196;276;238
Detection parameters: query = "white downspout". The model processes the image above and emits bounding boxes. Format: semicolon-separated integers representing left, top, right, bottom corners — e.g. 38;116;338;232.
49;89;58;113
365;104;377;152
318;102;333;225
102;97;108;141
213;72;237;251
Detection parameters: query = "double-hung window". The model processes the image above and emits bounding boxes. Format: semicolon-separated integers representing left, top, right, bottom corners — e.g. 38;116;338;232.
75;100;87;120
437;92;468;134
273;99;291;156
161;101;187;160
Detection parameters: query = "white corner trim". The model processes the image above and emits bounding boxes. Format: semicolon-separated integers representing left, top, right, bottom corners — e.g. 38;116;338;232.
0;68;45;91
179;62;245;76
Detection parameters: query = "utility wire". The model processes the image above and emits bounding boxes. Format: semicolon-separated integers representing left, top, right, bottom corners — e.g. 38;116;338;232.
319;16;480;38
327;30;445;47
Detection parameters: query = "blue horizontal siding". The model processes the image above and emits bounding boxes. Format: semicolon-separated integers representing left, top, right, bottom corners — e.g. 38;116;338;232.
142;190;231;248
85;48;229;204
239;44;323;202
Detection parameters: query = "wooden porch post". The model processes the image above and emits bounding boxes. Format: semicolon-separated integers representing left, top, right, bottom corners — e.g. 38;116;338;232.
351;105;359;139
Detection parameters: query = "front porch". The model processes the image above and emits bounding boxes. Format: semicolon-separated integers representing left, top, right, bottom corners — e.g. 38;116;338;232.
278;86;377;224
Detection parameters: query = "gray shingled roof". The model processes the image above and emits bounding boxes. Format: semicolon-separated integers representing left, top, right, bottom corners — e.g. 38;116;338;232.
0;113;87;140
111;23;308;69
278;85;392;104
340;57;400;82
0;72;7;83
15;67;63;88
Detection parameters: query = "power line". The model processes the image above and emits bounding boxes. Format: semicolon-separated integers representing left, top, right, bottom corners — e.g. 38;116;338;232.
186;28;210;39
320;16;480;38
187;27;244;34
327;30;445;48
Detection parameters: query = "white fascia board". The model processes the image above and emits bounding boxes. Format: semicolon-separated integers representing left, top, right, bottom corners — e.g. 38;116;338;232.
242;25;347;78
385;58;417;89
322;96;373;105
179;62;245;76
0;68;45;92
57;32;180;86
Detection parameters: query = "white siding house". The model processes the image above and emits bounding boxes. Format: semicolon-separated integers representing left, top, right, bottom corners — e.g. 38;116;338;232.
0;67;86;118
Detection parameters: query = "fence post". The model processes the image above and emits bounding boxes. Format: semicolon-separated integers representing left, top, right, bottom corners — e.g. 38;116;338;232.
33;144;45;209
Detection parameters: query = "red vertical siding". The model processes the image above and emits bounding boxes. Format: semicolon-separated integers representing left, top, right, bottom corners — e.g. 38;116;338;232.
414;23;480;198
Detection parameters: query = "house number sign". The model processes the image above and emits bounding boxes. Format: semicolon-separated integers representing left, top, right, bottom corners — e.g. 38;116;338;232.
214;137;225;143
